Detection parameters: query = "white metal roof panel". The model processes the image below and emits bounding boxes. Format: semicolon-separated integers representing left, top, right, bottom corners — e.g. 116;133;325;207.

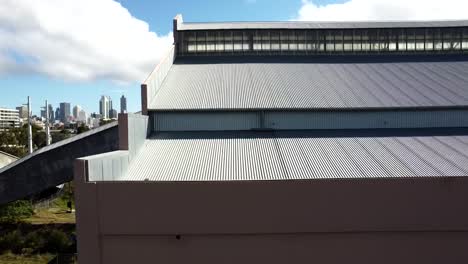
122;130;468;181
149;56;468;110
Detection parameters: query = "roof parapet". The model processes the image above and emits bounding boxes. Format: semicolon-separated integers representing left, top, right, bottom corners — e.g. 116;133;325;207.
173;14;183;44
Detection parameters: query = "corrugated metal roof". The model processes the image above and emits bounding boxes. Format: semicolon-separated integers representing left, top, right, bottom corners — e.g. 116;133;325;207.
179;20;468;31
149;56;468;110
123;130;468;181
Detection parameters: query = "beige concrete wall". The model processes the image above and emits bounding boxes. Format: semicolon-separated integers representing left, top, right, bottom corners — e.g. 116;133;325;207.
75;162;468;264
0;151;17;169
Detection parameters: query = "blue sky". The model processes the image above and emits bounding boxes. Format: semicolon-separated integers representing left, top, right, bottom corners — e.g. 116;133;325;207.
1;0;467;115
0;0;310;115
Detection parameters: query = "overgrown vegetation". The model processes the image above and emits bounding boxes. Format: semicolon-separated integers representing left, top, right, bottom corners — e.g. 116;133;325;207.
0;186;77;260
0;227;74;255
0;200;34;224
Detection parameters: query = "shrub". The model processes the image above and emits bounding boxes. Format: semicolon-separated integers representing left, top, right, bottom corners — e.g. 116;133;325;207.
24;231;46;253
0;230;24;254
0;200;34;224
43;229;71;253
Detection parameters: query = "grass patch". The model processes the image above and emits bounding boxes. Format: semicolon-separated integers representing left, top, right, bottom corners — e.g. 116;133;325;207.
26;207;75;225
27;185;76;225
0;252;54;264
0;185;76;261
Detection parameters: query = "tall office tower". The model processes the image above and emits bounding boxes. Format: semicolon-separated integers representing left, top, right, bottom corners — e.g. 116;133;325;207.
109;109;118;119
48;104;54;121
120;95;127;114
73;105;82;119
99;96;112;119
59;103;71;123
41;105;53;119
55;107;60;122
78;109;87;122
16;106;28;120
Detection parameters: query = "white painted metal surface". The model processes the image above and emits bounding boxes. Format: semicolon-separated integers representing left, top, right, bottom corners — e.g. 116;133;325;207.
149;58;468;110
121;131;468;182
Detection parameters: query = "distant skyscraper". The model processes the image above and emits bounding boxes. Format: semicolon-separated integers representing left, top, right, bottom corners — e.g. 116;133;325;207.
120;95;127;114
40;104;53;120
73;105;82;120
55;107;60;122
109;109;118;119
48;104;54;121
78;109;87;122
16;106;28;120
99;96;112;119
59;103;71;123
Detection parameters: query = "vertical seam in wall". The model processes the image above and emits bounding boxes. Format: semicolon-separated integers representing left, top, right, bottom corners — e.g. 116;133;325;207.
95;183;103;264
101;161;104;181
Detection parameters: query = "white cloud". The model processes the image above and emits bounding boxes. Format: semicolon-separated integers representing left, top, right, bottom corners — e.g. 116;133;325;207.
0;0;173;83
295;0;468;21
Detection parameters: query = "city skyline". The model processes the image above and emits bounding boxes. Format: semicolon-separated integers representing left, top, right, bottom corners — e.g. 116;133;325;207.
0;94;127;119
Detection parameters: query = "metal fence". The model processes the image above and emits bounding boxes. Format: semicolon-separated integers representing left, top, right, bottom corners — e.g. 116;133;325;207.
48;254;78;264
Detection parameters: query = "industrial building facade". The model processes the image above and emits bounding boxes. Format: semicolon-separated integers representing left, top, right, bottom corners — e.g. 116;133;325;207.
0;107;20;130
75;16;468;264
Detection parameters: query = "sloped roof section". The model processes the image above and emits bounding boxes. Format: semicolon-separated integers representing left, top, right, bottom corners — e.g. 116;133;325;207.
149;56;468;110
123;129;468;181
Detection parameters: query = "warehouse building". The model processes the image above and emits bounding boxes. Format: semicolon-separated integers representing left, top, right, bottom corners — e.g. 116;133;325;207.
75;15;468;264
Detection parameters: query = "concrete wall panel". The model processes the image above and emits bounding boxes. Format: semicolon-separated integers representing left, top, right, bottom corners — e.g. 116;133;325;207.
74;177;468;263
94;178;468;235
101;232;468;264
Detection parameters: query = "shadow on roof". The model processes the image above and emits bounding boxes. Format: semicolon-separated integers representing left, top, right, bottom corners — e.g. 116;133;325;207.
150;127;468;140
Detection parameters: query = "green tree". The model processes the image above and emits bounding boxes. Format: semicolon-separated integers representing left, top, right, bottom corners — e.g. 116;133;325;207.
51;129;72;144
33;131;47;149
0;130;18;146
77;124;90;134
0;146;26;158
99;119;114;126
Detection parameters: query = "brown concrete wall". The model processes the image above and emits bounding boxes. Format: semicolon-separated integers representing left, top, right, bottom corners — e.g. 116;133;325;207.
75;166;468;264
141;84;148;115
101;232;468;264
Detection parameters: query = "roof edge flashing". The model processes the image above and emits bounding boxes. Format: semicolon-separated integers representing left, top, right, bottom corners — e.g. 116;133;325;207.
177;19;468;31
142;45;176;114
174;14;183;30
